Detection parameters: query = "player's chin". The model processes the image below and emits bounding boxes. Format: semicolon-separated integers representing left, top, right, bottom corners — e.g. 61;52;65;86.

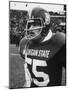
31;35;42;43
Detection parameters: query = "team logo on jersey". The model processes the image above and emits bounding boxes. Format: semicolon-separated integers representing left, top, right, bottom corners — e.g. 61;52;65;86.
23;49;50;58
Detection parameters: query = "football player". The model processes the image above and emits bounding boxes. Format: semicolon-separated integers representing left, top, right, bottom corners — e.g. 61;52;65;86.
19;7;66;87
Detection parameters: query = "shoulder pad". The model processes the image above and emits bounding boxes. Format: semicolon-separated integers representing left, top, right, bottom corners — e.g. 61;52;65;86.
19;37;29;47
19;37;32;48
18;37;29;59
52;32;65;47
19;37;32;59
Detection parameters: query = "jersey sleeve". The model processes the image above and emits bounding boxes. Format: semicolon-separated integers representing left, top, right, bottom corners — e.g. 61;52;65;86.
55;32;66;67
19;37;32;59
52;32;66;67
58;44;66;67
19;38;28;59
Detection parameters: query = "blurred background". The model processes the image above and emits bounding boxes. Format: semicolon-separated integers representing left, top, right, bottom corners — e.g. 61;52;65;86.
9;2;66;45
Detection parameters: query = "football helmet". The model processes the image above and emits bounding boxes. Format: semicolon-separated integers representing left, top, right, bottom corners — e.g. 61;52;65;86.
24;7;50;40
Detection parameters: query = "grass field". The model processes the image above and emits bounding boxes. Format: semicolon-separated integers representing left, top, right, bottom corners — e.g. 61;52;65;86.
9;44;66;89
9;44;25;89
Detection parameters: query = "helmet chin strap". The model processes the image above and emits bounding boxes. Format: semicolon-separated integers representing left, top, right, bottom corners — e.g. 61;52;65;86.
41;29;52;42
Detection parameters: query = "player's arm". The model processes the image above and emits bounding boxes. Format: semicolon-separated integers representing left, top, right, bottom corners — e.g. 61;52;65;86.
56;32;66;67
19;38;32;87
19;37;28;59
59;44;66;67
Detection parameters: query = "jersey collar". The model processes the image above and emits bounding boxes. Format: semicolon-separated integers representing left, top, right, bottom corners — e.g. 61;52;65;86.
42;29;53;42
